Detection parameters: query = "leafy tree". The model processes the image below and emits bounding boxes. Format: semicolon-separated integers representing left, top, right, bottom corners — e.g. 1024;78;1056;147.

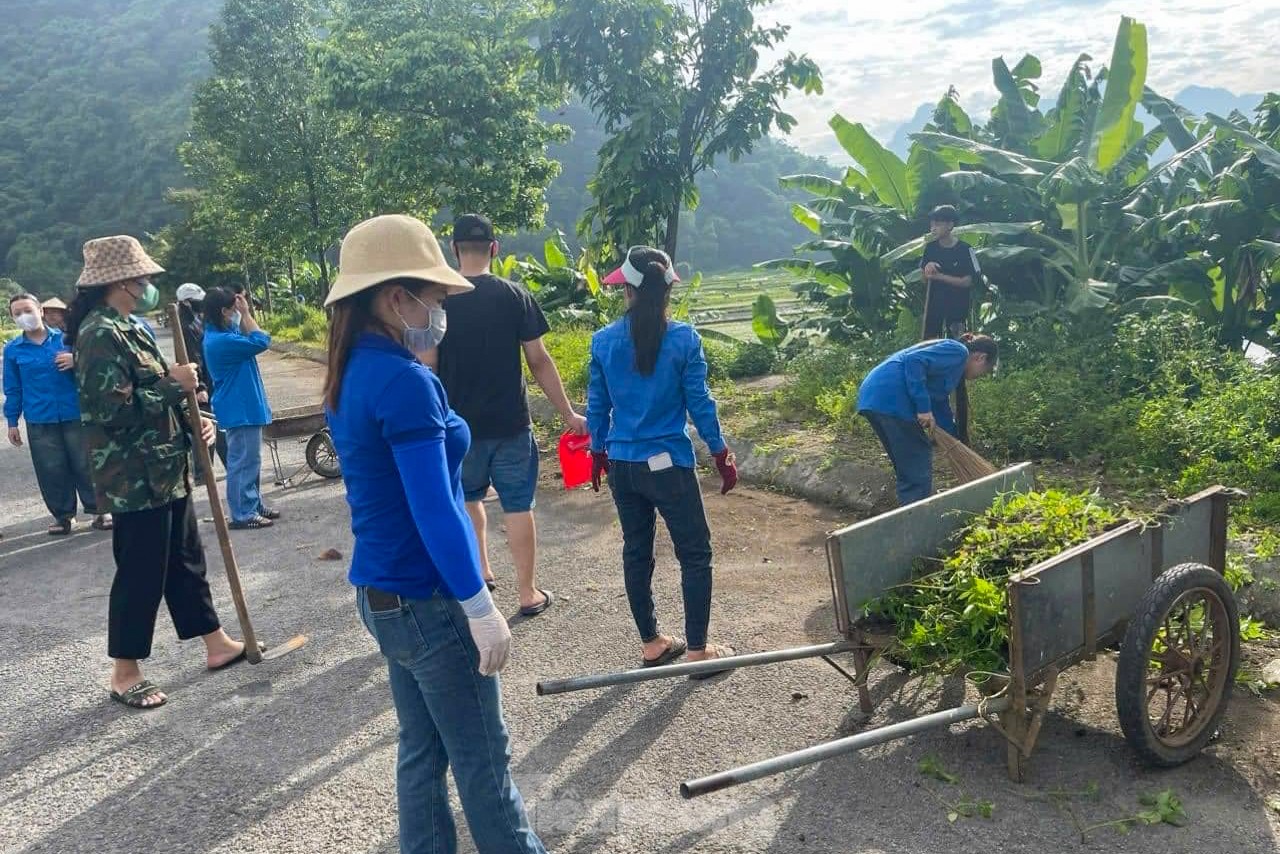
539;0;822;260
182;0;364;288
317;0;568;232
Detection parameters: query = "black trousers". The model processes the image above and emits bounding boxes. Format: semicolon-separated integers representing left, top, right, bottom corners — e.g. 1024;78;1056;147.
108;495;221;660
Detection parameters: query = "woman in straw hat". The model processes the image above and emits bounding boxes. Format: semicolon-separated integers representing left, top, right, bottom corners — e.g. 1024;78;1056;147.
65;235;246;710
856;333;998;506
324;215;545;854
40;296;68;331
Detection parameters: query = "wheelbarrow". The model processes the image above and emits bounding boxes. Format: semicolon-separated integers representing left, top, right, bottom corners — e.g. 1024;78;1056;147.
263;403;341;488
536;463;1241;798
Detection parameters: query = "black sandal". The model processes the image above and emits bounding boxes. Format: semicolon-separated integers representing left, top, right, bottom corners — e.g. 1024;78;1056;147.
110;680;167;710
518;589;554;617
47;519;73;536
259;507;282;521
642;637;688;668
91;514;113;531
230;516;274;530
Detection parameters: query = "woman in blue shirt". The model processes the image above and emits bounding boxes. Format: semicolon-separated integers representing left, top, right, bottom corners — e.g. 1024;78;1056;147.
4;293;111;534
202;287;278;530
856;333;998;506
323;214;545;854
587;246;739;674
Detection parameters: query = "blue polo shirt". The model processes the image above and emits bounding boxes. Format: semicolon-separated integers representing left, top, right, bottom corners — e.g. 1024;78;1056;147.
3;328;81;427
204;327;273;428
857;339;968;436
586;317;726;467
325;333;484;602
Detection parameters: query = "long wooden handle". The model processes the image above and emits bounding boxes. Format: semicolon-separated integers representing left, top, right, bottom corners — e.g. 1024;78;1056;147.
168;304;262;663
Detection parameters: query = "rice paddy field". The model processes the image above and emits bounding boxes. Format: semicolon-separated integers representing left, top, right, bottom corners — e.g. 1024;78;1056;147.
688;268;811;342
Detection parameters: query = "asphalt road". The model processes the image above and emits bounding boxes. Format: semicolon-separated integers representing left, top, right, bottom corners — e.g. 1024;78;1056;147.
1;333;1277;853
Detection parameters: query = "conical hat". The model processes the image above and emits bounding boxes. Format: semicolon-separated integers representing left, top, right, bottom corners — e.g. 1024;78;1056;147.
40;297;67;310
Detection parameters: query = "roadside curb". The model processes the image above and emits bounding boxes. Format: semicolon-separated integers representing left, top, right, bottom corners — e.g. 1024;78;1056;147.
528;394;894;514
270;341;896;514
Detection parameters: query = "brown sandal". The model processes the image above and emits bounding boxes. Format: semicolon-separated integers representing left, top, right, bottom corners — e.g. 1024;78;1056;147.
47;519;73;536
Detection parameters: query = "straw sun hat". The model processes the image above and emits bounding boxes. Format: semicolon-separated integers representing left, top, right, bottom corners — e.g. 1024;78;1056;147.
324;215;474;307
76;235;164;288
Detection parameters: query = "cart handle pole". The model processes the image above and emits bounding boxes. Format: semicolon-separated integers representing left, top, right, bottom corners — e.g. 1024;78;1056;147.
168;303;263;664
680;696;1012;799
536;641;857;696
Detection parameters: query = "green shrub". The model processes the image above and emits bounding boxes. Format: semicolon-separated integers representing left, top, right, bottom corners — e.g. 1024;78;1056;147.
262;305;328;345
538;328;592;399
701;338;738;381
728;342;776;378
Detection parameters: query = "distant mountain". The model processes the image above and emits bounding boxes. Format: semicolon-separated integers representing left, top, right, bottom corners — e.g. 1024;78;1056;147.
888;102;935;158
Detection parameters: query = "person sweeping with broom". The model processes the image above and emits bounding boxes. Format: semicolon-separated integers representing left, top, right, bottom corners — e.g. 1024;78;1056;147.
857;334;997;506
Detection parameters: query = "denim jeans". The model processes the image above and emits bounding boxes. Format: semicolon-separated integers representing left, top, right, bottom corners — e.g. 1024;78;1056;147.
224;425;264;523
26;420;97;521
461;427;539;512
862;411;933;505
607;461;714;650
357;587;546;854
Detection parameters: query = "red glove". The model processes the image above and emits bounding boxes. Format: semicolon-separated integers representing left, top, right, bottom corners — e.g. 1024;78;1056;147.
713;448;738;495
591;451;610;492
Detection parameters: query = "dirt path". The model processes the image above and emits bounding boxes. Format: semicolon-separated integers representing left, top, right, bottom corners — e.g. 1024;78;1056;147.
0;337;1276;853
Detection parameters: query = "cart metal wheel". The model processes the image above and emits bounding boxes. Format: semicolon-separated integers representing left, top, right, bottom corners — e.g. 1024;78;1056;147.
305;430;342;479
1115;562;1239;767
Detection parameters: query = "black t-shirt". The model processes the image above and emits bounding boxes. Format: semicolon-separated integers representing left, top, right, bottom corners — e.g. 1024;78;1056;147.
437;274;550;440
921;239;980;320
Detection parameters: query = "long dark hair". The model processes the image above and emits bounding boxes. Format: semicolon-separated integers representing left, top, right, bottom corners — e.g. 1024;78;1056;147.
203;287;236;331
63;287;108;348
624;247;674;376
324;277;428;412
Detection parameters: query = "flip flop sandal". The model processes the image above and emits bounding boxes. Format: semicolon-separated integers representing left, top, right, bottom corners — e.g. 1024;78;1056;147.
208;647;248;671
259;508;282;521
110;680;167;710
485;579;498;592
688;644;737;681
91;515;113;531
642;637;688;668
518;589;554;617
47;520;72;536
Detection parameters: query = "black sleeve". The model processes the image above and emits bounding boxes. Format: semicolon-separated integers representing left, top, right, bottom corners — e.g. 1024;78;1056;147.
517;286;550;342
956;241;979;278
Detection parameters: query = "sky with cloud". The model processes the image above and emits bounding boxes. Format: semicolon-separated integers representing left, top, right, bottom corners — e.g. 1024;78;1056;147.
758;0;1279;160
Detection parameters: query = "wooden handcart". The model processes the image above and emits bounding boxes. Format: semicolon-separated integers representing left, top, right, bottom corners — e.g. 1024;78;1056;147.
536;464;1242;798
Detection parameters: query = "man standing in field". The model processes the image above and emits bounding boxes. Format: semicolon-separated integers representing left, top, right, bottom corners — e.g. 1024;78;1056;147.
921;205;981;339
425;214;586;617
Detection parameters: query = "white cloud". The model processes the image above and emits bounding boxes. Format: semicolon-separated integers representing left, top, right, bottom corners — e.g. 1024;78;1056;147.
758;0;1280;160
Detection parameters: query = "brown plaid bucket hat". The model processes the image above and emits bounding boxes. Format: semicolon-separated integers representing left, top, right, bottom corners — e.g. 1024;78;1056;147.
76;235;164;288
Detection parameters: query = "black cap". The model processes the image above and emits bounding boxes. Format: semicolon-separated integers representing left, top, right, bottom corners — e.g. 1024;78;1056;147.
929;204;959;223
452;214;495;243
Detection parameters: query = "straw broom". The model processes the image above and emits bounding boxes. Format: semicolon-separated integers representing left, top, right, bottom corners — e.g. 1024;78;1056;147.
931;427;997;483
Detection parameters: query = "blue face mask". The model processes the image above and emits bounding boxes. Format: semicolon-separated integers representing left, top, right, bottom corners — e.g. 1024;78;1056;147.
397;292;447;352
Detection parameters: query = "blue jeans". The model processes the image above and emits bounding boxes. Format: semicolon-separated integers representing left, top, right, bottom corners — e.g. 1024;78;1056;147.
608;461;714;650
26;420;98;521
461;427;539;512
357;587;546;854
224;426;265;523
862;411;933;505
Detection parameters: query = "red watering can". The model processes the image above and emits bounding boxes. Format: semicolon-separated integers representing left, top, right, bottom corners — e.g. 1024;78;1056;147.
558;432;593;490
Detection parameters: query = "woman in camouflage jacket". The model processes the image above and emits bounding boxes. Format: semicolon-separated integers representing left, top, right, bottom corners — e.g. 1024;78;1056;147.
65;235;245;711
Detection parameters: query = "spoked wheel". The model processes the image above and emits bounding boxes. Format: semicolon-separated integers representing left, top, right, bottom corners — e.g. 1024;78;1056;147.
1116;562;1239;767
306;430;342;479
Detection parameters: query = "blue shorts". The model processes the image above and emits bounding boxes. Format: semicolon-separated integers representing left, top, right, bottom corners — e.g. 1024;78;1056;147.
462;427;539;512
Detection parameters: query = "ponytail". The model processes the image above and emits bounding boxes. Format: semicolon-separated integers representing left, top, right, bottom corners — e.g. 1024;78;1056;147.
624;249;674;376
63;287;107;348
960;332;998;362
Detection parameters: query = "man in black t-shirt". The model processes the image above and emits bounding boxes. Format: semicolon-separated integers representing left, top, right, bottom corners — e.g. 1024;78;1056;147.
424;214;586;617
921;205;981;339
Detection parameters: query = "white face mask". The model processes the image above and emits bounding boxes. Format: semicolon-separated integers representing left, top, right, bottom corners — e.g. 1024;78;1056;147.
397;292;447;352
228;310;242;330
14;312;41;333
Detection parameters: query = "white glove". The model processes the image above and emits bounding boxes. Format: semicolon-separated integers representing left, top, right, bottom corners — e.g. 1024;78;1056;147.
467;609;512;676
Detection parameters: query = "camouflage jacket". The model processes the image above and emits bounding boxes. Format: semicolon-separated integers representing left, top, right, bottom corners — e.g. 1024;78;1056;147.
75;306;192;513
